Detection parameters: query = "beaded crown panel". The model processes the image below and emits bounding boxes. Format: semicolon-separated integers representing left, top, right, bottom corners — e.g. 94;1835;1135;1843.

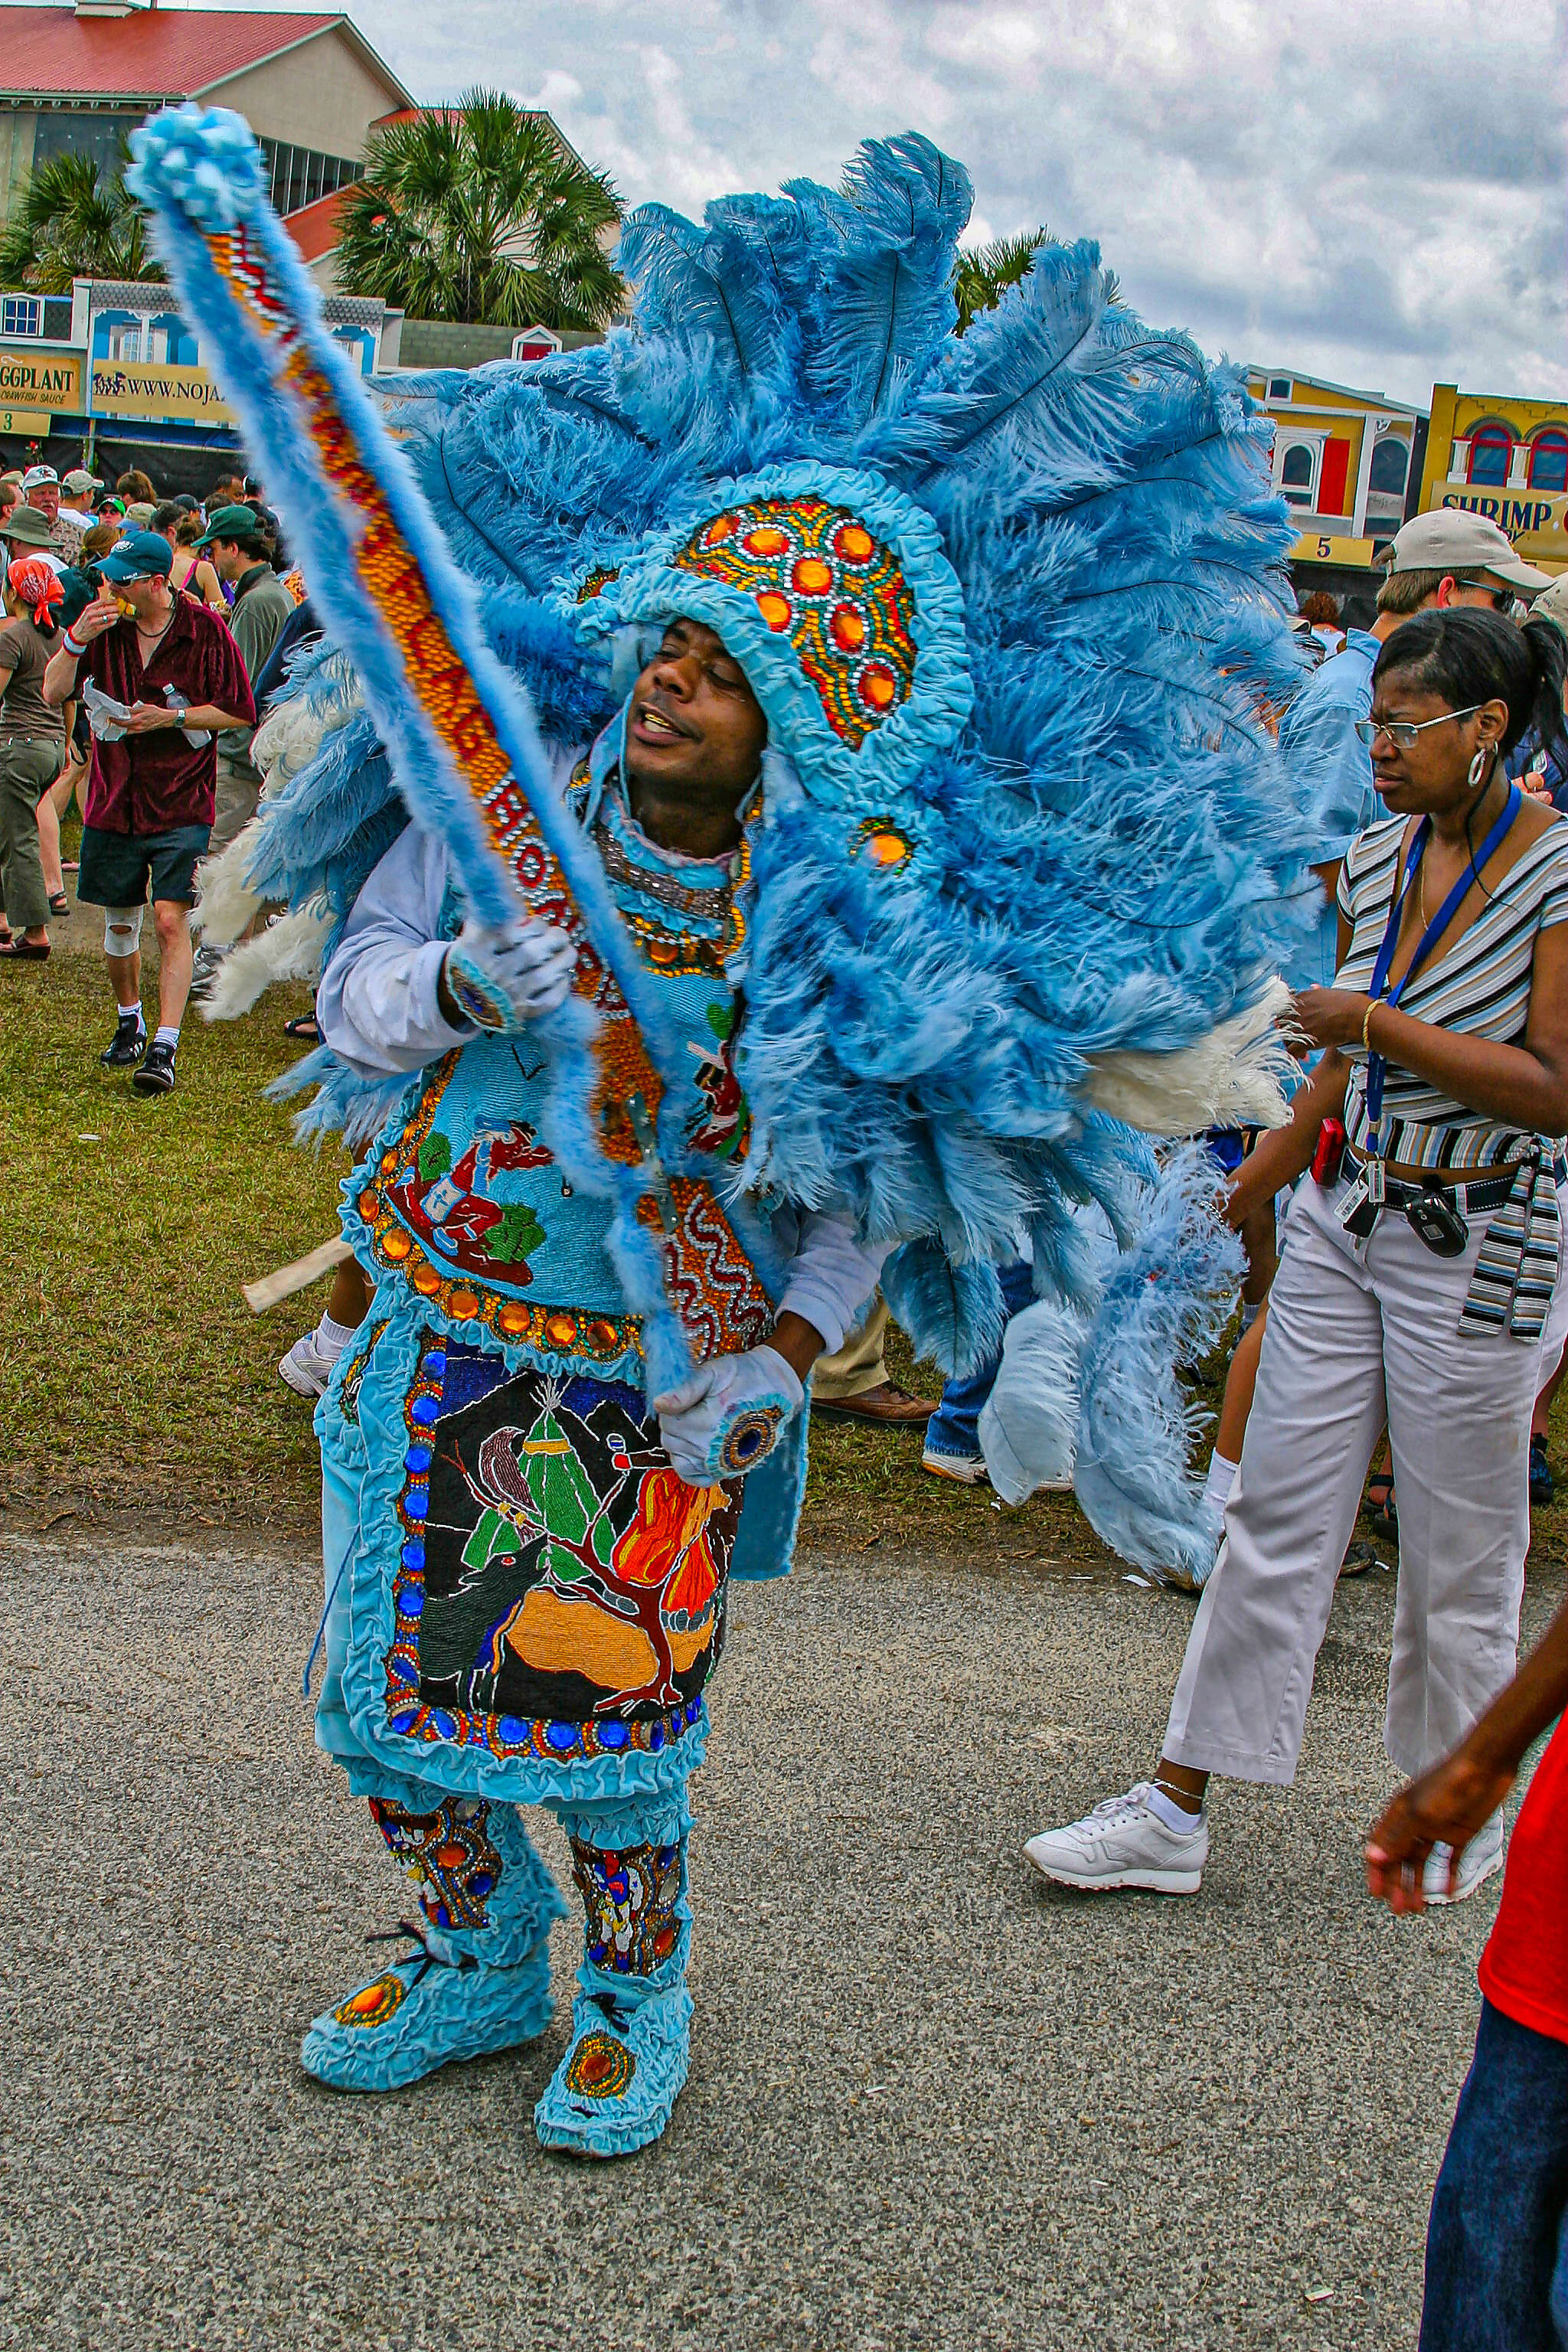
671;496;914;749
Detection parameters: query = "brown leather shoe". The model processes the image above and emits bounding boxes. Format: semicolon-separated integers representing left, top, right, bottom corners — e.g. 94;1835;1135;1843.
811;1380;935;1427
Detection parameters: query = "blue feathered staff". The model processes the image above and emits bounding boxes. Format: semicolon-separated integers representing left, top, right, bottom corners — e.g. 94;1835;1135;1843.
125;103;776;1379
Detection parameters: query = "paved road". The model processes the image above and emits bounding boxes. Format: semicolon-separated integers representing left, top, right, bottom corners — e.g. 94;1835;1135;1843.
2;1528;1557;2352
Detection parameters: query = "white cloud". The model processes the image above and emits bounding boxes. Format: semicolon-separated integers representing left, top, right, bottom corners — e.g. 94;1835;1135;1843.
191;0;1568;403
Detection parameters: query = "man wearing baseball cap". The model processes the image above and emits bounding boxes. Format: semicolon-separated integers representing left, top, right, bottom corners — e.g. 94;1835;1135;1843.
1378;506;1551;609
41;528;254;1093
195;499;295;857
21;462;79;564
54;467;102;541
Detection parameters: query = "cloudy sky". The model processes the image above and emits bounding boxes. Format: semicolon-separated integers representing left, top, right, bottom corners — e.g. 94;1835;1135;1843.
206;1;1568;402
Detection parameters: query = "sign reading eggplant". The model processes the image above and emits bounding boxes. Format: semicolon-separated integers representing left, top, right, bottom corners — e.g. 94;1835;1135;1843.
0;350;83;410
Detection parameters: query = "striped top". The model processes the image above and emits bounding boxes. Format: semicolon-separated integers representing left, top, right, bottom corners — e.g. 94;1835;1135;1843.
1335;811;1568;1172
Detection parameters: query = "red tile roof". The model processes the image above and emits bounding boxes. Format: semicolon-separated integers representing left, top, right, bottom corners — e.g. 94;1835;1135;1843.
282;178;349;260
0;8;410;105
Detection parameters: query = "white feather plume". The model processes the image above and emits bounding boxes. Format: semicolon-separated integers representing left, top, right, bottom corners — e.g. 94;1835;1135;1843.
200;902;332;1020
1081;977;1296;1135
191;813;267;946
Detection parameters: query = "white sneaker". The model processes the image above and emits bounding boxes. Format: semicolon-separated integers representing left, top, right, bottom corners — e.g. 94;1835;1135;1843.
279;1328;335;1397
1422;1814;1505;1907
922;1446;989;1485
1024;1782;1209;1894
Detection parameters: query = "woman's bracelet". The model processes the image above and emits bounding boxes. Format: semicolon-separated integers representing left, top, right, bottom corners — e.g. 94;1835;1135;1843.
1362;998;1378;1053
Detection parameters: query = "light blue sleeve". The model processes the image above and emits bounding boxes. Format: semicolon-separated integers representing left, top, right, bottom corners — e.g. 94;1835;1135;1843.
1277;651;1382;867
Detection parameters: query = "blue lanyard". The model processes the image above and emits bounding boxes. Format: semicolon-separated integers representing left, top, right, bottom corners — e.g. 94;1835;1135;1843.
1364;784;1521;1155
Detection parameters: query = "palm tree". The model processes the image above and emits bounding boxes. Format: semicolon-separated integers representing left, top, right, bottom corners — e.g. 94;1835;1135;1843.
950;229;1120;334
0;149;162;292
952;230;1054;334
335;93;625;331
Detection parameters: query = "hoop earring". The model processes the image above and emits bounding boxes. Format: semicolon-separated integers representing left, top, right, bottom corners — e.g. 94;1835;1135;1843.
1468;746;1490;790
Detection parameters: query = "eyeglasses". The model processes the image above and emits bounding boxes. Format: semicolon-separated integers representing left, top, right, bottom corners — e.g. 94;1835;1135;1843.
1354;703;1485;750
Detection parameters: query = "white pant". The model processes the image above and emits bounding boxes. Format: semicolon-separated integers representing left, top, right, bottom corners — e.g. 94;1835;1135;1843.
1165;1171;1543;1783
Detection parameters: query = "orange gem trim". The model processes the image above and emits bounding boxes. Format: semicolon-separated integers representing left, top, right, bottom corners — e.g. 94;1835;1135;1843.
333;1973;406;2030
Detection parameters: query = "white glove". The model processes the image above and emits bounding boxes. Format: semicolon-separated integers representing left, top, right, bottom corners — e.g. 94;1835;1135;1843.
443;916;575;1032
652;1343;805;1486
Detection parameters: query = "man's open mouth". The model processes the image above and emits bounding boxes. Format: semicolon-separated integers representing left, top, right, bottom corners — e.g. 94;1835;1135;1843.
634;701;692;741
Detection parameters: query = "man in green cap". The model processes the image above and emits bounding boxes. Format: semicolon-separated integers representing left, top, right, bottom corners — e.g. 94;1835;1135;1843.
196;500;293;857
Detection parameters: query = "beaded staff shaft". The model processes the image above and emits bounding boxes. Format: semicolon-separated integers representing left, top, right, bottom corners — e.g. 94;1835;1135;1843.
128;106;773;1368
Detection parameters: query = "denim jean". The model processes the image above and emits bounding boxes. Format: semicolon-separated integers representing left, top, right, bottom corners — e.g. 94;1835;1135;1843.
1421;1998;1568;2351
923;1260;1037;1459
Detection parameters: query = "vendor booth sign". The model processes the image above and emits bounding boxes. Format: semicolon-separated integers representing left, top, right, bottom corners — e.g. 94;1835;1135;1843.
90;359;233;425
0;349;83;411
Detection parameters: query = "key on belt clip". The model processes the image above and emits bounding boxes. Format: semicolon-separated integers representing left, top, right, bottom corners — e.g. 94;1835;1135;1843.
1338;1154;1382;1240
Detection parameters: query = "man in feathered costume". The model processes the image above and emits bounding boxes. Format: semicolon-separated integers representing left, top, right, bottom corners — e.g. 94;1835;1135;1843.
129;111;1310;2158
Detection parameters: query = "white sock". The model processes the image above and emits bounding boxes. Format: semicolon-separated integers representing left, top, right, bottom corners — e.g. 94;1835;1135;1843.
315;1312;357;1364
1202;1451;1238;1513
155;1023;180;1050
1240;1300;1261;1333
1147;1783;1202;1833
117;1003;145;1028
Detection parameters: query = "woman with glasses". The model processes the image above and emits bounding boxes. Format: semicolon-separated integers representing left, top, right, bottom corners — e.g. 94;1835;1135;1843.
1024;607;1568;1904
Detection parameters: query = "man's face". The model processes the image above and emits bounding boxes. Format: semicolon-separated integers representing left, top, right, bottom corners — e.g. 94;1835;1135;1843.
26;482;58;524
1436;573;1515;614
116;571;171;623
626;617;766;799
208;537;254;584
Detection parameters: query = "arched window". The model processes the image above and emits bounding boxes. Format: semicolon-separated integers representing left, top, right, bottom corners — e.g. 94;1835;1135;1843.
1279;442;1316;505
1468;425;1513;487
1368;437;1409;496
1530;430;1568;494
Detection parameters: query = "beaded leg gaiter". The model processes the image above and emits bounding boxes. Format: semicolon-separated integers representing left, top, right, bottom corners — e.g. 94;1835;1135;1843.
533;1786;694;2158
302;1772;566;2092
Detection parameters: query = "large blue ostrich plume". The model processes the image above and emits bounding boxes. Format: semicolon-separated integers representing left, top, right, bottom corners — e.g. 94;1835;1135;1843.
175;128;1316;1573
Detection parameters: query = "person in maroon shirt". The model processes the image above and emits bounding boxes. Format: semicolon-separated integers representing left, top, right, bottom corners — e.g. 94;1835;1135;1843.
44;528;253;1094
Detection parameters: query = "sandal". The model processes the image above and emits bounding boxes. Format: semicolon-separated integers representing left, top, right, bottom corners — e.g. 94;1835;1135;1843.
0;936;49;959
283;1012;322;1042
47;890;68;917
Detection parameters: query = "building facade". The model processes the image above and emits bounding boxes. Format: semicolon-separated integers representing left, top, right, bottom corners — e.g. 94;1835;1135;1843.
1415;387;1568;581
1245;368;1429;602
0;5;413;227
0;4;412;488
0;271;400;492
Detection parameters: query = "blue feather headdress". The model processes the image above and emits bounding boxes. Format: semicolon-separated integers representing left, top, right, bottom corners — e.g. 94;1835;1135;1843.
140;119;1315;1570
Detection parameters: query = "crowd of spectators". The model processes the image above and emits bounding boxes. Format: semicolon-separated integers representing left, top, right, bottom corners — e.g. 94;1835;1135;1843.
0;458;300;1091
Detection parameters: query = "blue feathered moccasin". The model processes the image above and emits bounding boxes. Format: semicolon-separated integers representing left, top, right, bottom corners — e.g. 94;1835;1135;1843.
302;1934;553;2092
533;1981;693;2158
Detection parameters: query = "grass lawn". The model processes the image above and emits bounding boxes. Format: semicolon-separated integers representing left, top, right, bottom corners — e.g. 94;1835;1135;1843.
5;923;1109;1566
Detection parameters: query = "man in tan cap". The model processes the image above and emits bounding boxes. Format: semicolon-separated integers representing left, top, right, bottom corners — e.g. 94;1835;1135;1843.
1377;506;1550;617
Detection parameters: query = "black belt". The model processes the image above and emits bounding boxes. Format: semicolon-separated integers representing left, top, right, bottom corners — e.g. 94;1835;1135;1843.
1338;1148;1566;1259
1344;1150;1565;1217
